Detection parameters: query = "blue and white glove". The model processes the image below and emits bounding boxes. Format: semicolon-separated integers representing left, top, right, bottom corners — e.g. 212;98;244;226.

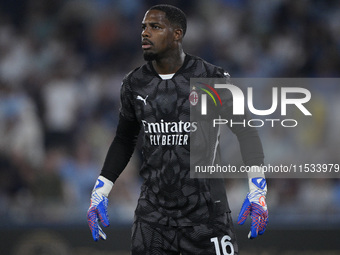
87;176;113;241
238;168;268;239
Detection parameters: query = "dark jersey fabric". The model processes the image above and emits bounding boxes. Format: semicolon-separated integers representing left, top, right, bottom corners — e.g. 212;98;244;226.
101;54;264;226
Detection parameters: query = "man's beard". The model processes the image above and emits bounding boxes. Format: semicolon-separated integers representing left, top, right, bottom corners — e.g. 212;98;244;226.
143;51;158;61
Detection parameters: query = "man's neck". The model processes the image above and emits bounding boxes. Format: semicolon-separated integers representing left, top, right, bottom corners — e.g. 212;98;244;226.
152;50;186;75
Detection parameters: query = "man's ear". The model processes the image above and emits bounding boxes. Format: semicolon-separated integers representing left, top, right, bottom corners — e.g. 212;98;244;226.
174;28;183;41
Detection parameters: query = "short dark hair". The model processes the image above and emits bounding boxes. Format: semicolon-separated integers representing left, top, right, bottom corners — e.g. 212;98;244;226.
149;4;187;36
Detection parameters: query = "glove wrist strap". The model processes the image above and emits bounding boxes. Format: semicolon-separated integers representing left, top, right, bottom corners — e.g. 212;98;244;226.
93;176;114;197
247;166;267;194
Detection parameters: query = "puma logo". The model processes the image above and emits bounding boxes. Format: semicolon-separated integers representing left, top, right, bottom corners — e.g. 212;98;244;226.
137;95;148;105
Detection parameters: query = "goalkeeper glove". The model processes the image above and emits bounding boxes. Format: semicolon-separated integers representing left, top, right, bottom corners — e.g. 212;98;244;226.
237;168;268;239
87;176;113;241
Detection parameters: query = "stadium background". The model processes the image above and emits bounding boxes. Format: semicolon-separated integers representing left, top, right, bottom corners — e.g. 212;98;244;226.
0;0;339;254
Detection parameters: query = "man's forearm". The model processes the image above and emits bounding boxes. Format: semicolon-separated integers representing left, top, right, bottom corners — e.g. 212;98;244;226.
100;114;140;182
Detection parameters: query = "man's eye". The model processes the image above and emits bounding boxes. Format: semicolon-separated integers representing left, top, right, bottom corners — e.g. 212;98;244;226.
153;25;161;29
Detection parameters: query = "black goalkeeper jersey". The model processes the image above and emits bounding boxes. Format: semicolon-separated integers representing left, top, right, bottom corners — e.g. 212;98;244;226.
102;54;264;226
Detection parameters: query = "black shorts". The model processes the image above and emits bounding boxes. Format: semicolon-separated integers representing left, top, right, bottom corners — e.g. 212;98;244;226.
131;213;238;255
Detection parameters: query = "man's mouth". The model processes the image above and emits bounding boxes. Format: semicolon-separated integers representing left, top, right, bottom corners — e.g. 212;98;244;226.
142;39;153;49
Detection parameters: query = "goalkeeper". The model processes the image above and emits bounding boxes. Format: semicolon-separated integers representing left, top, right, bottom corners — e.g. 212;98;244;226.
87;4;268;255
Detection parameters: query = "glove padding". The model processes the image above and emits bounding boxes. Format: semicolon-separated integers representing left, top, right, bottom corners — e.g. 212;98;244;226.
237;177;268;239
87;176;113;241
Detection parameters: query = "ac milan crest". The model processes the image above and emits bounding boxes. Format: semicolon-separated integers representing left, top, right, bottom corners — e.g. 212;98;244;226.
189;88;198;106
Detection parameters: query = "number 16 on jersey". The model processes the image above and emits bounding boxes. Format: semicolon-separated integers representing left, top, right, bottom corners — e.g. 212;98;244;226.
211;235;234;255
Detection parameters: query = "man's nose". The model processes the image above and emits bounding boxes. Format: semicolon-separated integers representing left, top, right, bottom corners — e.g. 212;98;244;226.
142;27;150;38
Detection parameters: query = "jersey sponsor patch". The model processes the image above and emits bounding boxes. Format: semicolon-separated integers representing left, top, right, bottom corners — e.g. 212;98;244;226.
141;119;197;146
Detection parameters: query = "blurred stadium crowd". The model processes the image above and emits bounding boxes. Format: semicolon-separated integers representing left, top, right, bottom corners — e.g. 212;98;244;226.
0;0;340;227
